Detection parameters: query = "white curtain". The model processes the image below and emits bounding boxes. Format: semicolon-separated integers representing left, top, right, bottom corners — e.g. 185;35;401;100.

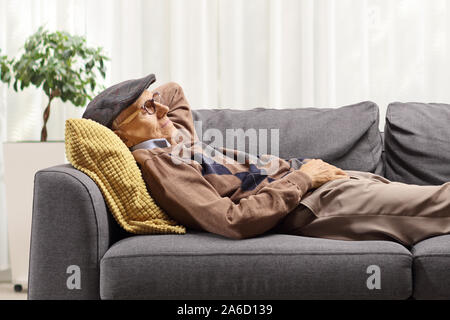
1;0;450;271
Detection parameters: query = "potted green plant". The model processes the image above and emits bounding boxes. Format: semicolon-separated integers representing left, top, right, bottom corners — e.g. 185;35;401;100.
0;26;109;291
1;26;109;141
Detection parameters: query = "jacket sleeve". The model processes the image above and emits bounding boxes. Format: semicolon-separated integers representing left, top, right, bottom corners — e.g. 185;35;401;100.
134;150;312;239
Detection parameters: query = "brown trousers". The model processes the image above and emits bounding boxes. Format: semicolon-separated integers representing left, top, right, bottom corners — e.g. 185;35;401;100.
275;170;450;247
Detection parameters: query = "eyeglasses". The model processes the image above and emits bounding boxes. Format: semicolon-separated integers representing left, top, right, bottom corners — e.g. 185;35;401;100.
114;91;163;129
141;91;162;115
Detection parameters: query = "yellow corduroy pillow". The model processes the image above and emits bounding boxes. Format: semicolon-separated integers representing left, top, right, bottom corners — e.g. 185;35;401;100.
65;118;186;235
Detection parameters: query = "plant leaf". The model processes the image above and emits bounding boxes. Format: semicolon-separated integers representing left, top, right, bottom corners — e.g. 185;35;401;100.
3;25;110;109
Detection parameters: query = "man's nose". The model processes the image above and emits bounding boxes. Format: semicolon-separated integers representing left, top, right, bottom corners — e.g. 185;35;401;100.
155;102;169;119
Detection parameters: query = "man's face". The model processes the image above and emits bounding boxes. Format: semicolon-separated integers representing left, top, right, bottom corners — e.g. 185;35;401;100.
112;90;178;147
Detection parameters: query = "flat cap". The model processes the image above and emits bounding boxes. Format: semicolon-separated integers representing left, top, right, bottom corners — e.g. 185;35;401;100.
82;74;156;128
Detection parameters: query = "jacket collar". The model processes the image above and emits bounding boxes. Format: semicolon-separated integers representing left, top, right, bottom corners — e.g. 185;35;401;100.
130;138;171;151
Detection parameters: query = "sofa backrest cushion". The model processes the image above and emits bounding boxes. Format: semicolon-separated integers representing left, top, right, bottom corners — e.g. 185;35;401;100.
384;102;450;185
192;101;383;174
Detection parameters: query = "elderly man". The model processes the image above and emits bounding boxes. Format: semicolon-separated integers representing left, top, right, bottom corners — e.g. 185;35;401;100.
82;74;450;247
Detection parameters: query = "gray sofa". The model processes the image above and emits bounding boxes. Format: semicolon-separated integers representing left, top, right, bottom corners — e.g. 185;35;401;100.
28;101;450;300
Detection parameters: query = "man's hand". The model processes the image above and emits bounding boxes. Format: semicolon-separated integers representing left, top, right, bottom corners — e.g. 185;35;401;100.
299;159;349;189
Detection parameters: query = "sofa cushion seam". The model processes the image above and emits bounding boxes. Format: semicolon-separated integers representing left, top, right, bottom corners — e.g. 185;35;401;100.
101;252;412;261
365;106;379;171
413;254;450;259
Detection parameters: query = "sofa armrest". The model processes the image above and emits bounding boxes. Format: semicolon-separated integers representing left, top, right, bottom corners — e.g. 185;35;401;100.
28;164;116;300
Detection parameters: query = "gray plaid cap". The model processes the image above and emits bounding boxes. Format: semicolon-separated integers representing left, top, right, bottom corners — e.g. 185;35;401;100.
82;73;156;128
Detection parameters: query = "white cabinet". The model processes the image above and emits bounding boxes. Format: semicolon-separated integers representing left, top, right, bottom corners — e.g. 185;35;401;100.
3;142;67;291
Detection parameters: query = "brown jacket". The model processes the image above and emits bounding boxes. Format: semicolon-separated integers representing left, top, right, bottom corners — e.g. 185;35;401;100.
131;82;312;239
132;83;450;246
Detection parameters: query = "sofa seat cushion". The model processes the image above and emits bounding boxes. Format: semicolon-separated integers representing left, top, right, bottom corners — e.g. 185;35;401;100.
100;231;412;300
412;235;450;299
